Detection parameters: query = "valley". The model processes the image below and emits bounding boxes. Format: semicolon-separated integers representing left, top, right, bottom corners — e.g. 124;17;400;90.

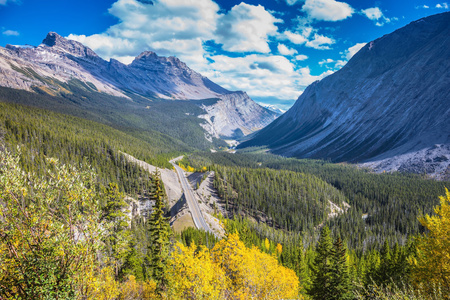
0;8;449;300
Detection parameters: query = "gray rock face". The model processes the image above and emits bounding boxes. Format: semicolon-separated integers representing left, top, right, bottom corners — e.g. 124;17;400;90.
0;32;277;139
240;12;450;179
199;92;277;140
41;32;98;58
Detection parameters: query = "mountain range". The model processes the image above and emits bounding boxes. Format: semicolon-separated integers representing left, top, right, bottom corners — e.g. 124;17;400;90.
0;32;277;141
239;12;450;179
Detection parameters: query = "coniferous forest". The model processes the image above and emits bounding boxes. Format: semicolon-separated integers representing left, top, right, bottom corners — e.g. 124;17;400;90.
0;99;449;299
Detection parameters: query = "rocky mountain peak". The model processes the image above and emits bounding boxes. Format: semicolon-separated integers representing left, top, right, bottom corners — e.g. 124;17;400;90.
41;32;98;58
134;50;158;61
131;50;189;71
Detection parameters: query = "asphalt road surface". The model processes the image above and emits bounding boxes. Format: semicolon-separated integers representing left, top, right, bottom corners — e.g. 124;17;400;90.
170;158;214;235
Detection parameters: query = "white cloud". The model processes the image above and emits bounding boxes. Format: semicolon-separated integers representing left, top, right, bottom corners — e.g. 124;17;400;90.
282;29;334;50
277;43;298;56
334;60;346;68
436;3;449;8
361;7;395;26
205;54;332;100
319;58;334;66
361;7;382;20
305;33;334;50
68;0;220;68
285;0;301;5
302;0;354;21
214;3;282;53
344;42;366;60
64;0;333;102
295;54;308;61
2;29;19;36
416;4;429;9
283;30;308;44
316;42;366;71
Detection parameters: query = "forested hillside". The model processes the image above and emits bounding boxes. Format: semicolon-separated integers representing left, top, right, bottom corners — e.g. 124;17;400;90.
183;151;448;250
0;101;161;192
213;166;348;232
0;86;227;154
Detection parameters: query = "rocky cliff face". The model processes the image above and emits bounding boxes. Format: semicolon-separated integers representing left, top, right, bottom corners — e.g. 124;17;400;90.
0;32;277;139
199;92;277;140
239;12;450;179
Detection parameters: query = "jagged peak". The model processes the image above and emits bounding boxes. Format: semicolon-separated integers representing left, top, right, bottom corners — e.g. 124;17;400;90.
42;32;64;47
132;50;187;68
135;50;158;60
41;31;98;58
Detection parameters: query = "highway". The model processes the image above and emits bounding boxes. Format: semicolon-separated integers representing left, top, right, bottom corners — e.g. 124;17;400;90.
170;158;214;235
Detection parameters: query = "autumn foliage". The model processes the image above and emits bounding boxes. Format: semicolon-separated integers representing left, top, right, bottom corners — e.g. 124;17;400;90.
410;188;450;295
167;233;300;299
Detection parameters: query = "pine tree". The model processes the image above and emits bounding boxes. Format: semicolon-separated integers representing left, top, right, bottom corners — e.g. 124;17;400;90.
329;237;353;300
147;170;171;294
120;237;144;281
101;182;130;279
308;226;334;300
376;240;392;286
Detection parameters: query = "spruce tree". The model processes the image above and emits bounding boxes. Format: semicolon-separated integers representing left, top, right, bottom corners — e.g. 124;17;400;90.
330;237;353;300
101;182;130;279
376;240;392;286
308;226;334;300
120;237;144;281
147;170;171;294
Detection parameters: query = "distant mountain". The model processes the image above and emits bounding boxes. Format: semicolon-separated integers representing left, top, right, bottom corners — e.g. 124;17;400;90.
257;103;286;115
239;12;450;179
0;32;276;139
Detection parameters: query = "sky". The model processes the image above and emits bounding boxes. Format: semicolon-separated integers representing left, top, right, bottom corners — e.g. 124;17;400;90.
0;0;448;110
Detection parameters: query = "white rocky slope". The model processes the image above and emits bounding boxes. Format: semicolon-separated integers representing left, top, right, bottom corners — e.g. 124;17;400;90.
240;12;450;179
0;32;277;138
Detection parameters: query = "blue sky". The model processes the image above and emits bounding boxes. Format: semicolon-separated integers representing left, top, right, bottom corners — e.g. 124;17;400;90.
1;0;448;109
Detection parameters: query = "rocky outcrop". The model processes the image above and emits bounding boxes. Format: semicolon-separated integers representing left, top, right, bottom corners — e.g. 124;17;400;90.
239;12;450;179
199;92;277;139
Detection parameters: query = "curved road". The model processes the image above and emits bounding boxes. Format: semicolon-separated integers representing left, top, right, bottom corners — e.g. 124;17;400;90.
170;158;214;235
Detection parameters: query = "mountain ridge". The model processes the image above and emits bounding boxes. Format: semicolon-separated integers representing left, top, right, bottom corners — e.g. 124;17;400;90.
0;32;278;140
239;12;450;179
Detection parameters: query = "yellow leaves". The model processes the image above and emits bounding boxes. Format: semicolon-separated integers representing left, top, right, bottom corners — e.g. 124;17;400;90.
164;234;300;299
212;233;300;299
177;163;187;171
120;276;159;300
166;242;227;299
264;238;271;252
82;266;120;300
411;188;450;295
276;243;283;255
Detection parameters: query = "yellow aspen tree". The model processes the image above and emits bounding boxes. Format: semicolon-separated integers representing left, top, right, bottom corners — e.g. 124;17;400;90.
277;243;283;256
265;238;271;252
410;188;450;295
212;233;300;299
165;242;227;299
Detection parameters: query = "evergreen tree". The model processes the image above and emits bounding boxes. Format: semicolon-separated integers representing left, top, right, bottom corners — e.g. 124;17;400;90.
147;170;171;294
120;237;144;281
330;237;353;300
308;226;334;300
376;240;392;286
101;182;130;279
